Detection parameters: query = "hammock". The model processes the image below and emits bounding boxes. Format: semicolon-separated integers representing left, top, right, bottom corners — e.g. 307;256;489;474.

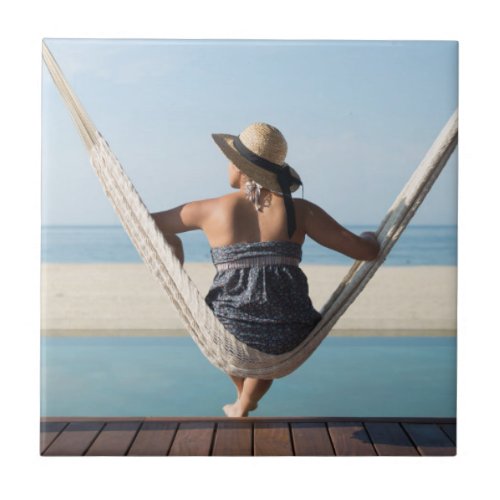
42;42;458;379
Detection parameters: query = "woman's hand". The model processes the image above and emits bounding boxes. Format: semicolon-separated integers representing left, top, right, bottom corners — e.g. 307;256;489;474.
359;231;380;260
163;232;185;265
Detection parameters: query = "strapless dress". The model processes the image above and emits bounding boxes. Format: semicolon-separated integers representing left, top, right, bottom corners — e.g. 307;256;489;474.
204;240;322;355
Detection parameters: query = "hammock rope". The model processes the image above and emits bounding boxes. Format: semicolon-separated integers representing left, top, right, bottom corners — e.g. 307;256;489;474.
42;42;458;379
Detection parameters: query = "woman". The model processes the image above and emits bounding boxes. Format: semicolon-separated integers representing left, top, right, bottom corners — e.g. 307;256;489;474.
152;122;380;417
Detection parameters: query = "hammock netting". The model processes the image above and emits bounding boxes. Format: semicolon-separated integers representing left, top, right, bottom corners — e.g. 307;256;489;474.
42;42;458;379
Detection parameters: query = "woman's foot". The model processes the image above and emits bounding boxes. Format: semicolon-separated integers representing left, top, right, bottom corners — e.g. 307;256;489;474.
223;402;246;417
222;400;258;418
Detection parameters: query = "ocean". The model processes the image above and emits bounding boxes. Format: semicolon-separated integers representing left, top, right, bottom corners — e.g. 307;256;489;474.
41;336;456;418
41;224;457;265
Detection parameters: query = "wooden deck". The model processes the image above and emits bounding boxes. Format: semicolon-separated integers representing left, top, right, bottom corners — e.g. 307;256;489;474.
40;416;456;456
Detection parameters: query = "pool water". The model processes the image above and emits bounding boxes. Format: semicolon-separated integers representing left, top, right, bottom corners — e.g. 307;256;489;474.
40;336;456;418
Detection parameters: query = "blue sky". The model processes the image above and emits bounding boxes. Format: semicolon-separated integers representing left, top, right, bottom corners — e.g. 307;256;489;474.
42;39;457;227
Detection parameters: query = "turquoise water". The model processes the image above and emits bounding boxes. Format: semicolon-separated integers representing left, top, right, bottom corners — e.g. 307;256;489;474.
41;224;457;265
40;336;456;418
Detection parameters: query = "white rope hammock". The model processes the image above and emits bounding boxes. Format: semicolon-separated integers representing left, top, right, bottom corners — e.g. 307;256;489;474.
42;42;458;379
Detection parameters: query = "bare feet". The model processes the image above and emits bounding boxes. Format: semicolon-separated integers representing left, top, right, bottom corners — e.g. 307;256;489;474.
224;376;273;417
223;402;246;417
223;400;258;418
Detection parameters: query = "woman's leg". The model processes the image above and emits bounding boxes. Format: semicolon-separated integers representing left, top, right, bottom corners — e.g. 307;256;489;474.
223;377;274;417
240;377;273;413
229;375;245;400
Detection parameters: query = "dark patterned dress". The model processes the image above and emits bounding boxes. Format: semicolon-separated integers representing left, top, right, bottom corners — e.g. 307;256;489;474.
205;241;322;355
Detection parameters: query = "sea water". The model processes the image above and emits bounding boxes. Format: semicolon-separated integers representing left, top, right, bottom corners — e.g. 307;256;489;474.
41;224;457;265
40;336;456;418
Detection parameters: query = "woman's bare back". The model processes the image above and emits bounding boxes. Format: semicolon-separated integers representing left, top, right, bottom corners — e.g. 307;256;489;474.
202;192;306;248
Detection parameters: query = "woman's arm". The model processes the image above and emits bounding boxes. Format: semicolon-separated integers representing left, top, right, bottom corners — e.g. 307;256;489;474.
151;200;209;233
151;200;211;265
299;199;380;261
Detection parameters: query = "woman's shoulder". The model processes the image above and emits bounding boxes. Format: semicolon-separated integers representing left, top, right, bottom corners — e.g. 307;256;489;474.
188;193;239;209
292;197;318;219
293;197;317;209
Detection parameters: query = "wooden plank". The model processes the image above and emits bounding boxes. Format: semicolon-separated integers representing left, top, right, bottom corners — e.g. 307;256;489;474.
86;421;142;456
440;423;456;445
254;422;294;456
402;423;456;456
212;422;253;456
291;422;334;456
364;422;419;456
40;421;68;455
43;421;105;456
168;422;215;456
327;422;376;456
127;421;178;456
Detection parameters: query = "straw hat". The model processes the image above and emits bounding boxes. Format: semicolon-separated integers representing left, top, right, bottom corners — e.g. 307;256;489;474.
211;122;302;194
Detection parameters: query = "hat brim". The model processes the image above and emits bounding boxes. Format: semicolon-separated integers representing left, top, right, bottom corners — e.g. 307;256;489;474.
211;133;302;194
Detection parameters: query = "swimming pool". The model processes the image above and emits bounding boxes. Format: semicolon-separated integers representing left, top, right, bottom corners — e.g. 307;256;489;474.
40;336;456;418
